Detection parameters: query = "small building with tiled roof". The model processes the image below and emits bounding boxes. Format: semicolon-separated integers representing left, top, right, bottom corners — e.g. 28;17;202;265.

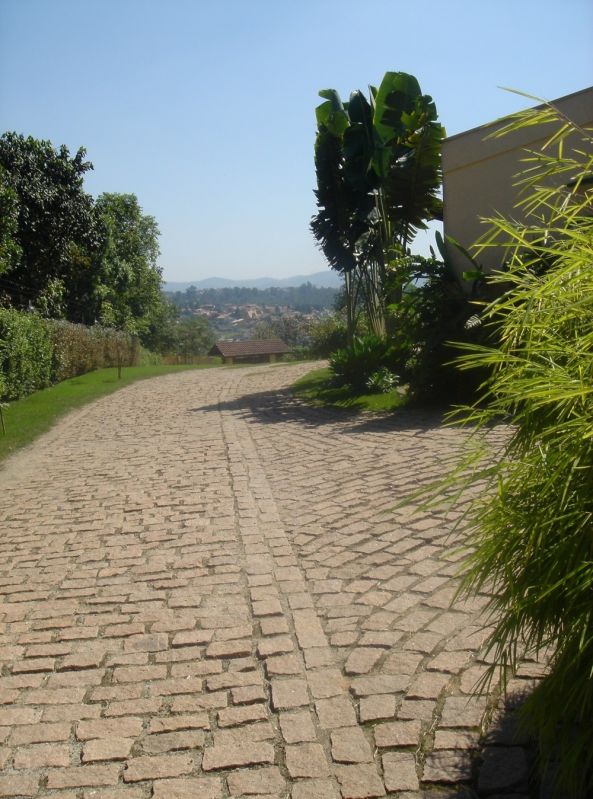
209;338;291;364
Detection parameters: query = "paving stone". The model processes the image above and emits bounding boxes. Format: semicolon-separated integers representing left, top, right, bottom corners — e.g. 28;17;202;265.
433;730;479;750
265;654;302;675
10;722;71;745
14;743;71;768
218;703;268;727
149;714;210;733
202;741;275;770
260;617;290;636
152;777;223;798
257;636;294;657
350;675;408;697
232;684;268;704
113;664;167;683
383;752;419;791
206;639;252;658
83;789;146;799
315;696;358;729
407;671;450;699
141;730;205;754
207;671;262;691
303;648;337;669
213;721;275;746
123;753;194;781
47;765;121;789
171;692;227;712
252;599;283;617
308;668;348;699
83;737;135;762
0;774;39;797
440;696;486;728
334;764;386;798
285;743;331;778
271;678;310;710
374;720;422;748
344;647;383;675
279;710;318;743
148;677;203;696
293;609;328;648
77;717;144;740
43;703;102;722
172;630;214;647
331;727;374;763
358;694;397;722
422;751;472;783
397;699;436;722
0;707;41;725
227;766;286;794
123;632;169;652
291;780;340;799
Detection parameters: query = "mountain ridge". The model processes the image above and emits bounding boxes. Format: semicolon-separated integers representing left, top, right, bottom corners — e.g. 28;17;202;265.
163;270;341;292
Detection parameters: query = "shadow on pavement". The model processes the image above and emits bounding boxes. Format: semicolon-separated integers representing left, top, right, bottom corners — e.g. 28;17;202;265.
189;385;447;436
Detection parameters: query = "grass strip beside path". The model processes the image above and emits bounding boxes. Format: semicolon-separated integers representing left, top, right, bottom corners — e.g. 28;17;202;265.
0;364;221;463
292;366;406;413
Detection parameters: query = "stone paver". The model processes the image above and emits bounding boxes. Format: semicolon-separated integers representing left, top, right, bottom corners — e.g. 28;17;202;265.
0;363;543;796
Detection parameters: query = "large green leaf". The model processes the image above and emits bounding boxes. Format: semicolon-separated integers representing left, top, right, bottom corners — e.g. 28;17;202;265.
343;91;377;192
373;72;422;144
315;89;349;138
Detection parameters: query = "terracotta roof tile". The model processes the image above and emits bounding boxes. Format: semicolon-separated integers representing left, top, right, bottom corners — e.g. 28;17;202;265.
209;339;291;358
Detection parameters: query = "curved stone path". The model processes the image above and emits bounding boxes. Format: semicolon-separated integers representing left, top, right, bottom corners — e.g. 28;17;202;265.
0;364;542;798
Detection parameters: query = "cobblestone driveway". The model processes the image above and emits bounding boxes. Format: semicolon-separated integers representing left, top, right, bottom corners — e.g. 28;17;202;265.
0;364;540;798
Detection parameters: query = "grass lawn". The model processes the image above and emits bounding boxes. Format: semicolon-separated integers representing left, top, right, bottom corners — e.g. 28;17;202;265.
0;363;222;463
292;366;406;413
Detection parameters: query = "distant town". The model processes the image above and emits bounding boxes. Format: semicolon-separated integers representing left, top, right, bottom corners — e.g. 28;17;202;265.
164;282;339;341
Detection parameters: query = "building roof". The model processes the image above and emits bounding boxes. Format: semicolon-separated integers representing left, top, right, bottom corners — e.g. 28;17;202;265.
210;338;291;358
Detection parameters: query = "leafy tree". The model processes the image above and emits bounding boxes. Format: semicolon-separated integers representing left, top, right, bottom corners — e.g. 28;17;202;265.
172;316;215;361
94;193;167;346
0;166;20;279
307;313;349;357
253;316;309;346
0;133;101;317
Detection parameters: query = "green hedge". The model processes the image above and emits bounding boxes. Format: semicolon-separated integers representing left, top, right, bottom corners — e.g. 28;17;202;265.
0;309;138;400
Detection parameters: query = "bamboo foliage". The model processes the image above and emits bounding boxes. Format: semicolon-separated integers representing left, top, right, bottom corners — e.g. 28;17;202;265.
446;96;593;796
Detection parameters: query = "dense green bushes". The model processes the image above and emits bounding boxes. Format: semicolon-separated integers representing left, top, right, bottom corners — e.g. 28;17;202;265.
307;314;349;357
329;334;394;391
388;255;487;404
48;318;139;382
0;308;138;400
0;309;53;400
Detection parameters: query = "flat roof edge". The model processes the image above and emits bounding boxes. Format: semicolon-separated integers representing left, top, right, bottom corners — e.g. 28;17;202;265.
443;86;593;144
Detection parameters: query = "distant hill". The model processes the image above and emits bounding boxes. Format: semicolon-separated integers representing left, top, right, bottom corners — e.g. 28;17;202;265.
163;270;342;292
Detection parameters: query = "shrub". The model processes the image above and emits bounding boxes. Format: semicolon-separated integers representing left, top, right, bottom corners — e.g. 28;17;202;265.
47;320;137;382
308;314;349;357
329;334;392;390
444;98;593;795
0;310;140;401
366;367;397;394
386;254;488;405
0;309;53;399
136;346;162;366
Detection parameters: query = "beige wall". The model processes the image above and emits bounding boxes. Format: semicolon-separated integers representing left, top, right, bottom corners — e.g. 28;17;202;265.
442;87;593;287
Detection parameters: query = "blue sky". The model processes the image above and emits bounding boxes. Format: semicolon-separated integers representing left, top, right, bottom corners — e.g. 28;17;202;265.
1;0;592;282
